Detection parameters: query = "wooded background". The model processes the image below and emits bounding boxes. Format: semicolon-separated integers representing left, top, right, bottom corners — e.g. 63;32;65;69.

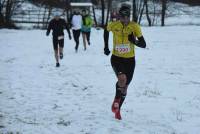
0;0;199;28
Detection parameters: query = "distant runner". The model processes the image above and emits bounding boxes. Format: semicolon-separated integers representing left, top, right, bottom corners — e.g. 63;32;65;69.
81;9;93;50
46;12;71;67
71;10;82;53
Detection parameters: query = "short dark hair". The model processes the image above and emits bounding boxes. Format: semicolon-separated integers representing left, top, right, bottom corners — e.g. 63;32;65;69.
119;4;131;17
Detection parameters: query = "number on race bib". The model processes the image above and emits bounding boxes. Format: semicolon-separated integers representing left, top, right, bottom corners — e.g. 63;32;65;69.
115;44;130;54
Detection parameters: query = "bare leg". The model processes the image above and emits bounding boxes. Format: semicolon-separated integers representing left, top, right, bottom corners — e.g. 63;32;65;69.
86;32;91;45
59;47;63;59
117;73;127;89
59;47;63;54
54;49;59;63
82;33;87;50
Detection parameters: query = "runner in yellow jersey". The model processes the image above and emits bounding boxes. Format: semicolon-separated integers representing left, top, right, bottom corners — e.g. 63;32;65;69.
104;4;146;120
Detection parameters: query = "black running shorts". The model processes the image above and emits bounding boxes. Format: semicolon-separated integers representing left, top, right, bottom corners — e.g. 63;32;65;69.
53;36;64;50
111;55;135;85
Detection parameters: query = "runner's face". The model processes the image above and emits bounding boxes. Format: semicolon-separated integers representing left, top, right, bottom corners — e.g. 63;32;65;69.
82;11;86;16
55;16;60;20
120;16;130;25
112;18;117;21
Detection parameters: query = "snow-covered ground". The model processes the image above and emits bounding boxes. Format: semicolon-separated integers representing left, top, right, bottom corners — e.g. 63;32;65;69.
0;26;200;134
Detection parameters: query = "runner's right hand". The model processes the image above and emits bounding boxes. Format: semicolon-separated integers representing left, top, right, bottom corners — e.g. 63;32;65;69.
104;47;110;56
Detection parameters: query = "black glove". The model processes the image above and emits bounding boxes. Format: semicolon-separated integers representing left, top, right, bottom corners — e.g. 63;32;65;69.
104;47;110;56
128;32;136;44
69;34;72;40
46;31;49;36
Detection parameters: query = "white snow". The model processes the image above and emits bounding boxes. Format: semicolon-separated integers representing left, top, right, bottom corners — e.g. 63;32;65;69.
1;26;200;134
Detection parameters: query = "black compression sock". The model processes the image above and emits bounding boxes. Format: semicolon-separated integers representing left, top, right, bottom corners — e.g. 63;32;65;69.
119;93;126;108
115;82;122;99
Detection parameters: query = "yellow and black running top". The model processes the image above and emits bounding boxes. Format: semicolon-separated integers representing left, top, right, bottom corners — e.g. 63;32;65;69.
107;21;143;58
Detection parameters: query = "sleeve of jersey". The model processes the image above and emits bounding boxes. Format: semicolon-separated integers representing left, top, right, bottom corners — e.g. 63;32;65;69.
107;22;113;32
134;24;143;38
89;17;93;27
47;20;53;34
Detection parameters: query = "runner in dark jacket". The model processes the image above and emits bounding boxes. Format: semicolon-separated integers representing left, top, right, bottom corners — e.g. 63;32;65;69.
46;14;72;67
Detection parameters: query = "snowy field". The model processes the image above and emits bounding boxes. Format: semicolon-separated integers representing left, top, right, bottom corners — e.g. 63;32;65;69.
0;26;200;134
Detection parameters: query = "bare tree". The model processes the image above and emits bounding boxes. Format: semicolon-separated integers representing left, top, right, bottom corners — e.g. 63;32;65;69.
151;0;157;26
144;0;151;26
138;1;145;24
33;0;71;28
132;0;144;22
138;0;160;26
0;0;6;27
42;5;51;29
91;0;98;26
0;0;24;28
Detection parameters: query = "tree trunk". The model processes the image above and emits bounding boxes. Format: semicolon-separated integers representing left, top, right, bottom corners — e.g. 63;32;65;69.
0;0;6;26
42;6;47;28
161;0;167;26
152;0;156;26
2;0;24;27
66;9;70;22
138;1;145;24
132;0;137;22
101;0;105;27
105;0;112;25
65;0;70;22
46;6;52;23
5;0;13;24
92;6;97;26
145;0;151;26
37;7;41;28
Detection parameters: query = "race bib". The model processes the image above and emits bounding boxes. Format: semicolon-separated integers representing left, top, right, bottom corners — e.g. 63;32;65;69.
58;36;64;40
115;44;130;54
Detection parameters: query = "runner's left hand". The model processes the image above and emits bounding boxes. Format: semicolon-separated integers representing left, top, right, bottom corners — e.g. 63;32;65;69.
128;32;136;44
